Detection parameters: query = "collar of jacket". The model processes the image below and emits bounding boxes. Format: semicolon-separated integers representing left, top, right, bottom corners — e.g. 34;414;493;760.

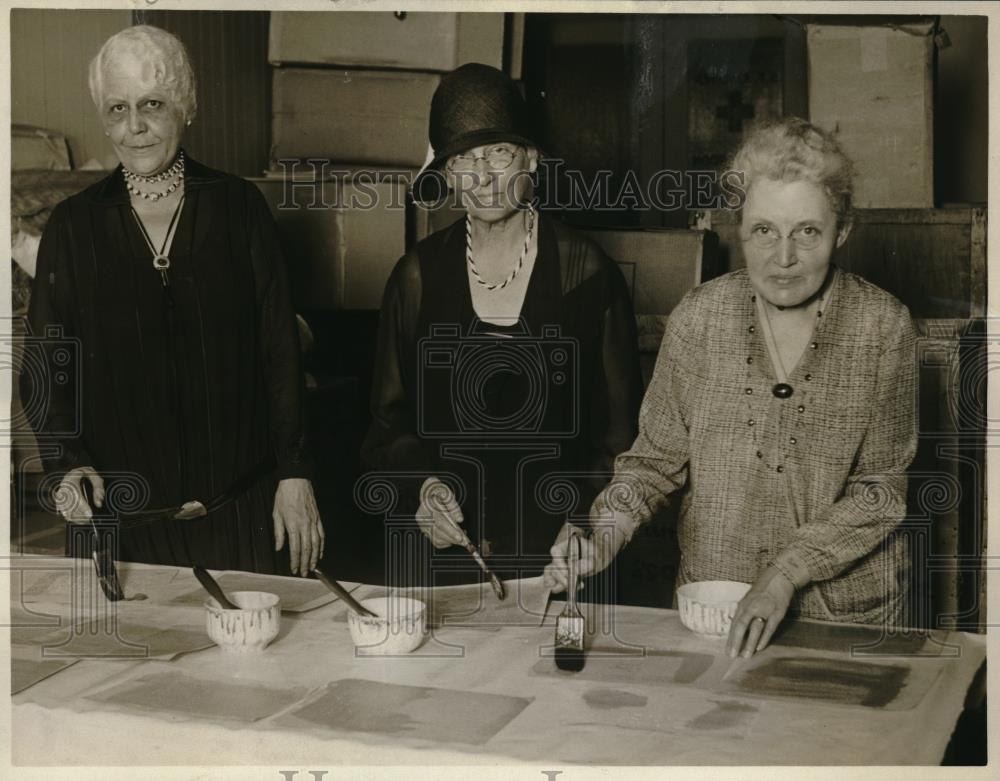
89;153;225;205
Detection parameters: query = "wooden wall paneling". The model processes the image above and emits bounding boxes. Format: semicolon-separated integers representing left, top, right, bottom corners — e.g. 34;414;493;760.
782;16;809;118
11;9;131;168
659;18;689;229
505;12;526;78
910;319;987;631
956;318;987;632
626;15;667;230
136;10;271;176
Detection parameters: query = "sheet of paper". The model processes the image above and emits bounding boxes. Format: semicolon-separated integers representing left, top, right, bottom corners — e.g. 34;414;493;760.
11;644;79;695
277;678;534;746
716;651;944;711
770;619;955;657
85;669;309;723
169;570;336;612
29;619;213;661
532;646;715;686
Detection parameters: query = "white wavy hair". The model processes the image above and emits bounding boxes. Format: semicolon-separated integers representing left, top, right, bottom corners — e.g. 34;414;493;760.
88;25;197;121
729;117;855;229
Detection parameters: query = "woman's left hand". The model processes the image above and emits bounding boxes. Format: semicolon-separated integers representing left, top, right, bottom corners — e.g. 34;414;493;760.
273;478;325;576
726;566;795;658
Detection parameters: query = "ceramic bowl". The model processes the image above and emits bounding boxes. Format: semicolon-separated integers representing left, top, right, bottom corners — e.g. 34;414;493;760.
205;590;281;653
347;596;427;655
676;580;751;638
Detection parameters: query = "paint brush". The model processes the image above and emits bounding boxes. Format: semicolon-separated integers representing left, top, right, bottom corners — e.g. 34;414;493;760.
440;516;506;601
312;566;378;617
554;533;586;671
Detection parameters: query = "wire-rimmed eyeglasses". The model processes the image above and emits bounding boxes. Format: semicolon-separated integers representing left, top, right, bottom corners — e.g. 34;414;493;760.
742;224;825;251
445;144;519;174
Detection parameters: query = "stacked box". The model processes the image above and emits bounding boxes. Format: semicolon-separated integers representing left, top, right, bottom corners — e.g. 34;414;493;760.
269;11;505;72
807;20;936;208
271;68;440;167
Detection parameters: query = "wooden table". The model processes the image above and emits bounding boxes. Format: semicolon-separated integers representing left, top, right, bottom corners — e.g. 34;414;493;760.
7;556;986;766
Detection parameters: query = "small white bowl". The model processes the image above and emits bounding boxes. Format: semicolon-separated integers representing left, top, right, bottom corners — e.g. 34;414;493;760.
205;590;281;653
347;596;427;656
677;580;751;639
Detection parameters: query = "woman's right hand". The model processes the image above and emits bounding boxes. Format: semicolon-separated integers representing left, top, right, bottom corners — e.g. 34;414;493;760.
543;521;627;592
416;477;467;549
55;466;105;523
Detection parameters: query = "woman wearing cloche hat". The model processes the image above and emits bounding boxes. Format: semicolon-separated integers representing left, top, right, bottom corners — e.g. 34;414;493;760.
362;63;643;587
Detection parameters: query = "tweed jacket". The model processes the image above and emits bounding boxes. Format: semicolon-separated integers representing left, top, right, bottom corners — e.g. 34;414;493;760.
598;267;918;623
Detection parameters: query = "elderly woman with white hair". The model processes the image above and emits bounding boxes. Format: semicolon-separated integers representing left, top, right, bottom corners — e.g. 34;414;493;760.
546;117;918;655
24;25;324;576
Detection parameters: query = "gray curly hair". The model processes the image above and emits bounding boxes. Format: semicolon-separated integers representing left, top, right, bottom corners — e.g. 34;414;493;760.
729;117;855;228
88;25;197;122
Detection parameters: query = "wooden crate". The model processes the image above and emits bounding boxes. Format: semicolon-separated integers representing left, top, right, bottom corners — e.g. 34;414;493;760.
909;318;987;632
269;11;505;72
252;172;408;310
583;227;720;387
271;68;440;167
706;207;986;320
807;21;936;208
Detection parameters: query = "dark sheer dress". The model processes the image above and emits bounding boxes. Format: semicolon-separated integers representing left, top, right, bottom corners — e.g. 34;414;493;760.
24;157;312;574
362;213;643;586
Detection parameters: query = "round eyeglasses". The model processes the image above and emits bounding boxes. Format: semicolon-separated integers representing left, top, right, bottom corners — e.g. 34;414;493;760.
742;225;825;251
445;144;519;174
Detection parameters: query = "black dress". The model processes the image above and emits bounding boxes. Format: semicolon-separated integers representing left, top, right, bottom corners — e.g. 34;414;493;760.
361;213;643;586
24;157;312;574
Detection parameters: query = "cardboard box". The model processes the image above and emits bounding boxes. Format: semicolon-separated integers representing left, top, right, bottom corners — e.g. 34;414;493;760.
269;11;504;72
272;68;440;167
807;21;935;208
253;173;408;310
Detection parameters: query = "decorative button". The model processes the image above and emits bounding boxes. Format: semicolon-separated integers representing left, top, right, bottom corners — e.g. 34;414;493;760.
789;437;797;445
751;295;757;302
804;373;812;381
776;465;784;473
748;325;756;334
797;405;805;413
748;419;755;427
772;383;793;399
747;356;754;364
745;388;753;395
810;341;819;350
756;450;763;458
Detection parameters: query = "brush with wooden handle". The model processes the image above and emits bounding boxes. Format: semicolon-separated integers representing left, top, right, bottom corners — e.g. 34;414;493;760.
554;532;585;671
438;514;506;601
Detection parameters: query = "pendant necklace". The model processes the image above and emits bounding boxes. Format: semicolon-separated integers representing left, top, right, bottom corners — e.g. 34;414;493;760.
466;206;535;291
755;280;833;399
130;193;186;291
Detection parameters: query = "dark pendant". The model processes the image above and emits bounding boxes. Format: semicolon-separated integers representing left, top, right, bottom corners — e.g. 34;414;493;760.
772;383;794;399
152;254;170;271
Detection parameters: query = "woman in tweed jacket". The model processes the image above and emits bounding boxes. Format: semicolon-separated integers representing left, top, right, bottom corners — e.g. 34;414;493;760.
545;118;918;657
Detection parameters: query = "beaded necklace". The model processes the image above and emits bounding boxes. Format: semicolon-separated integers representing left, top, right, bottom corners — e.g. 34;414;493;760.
123;150;185;201
466;206;536;291
754;278;833;399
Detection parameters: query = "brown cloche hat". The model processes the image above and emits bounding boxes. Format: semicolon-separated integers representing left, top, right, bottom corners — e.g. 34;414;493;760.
413;62;541;204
